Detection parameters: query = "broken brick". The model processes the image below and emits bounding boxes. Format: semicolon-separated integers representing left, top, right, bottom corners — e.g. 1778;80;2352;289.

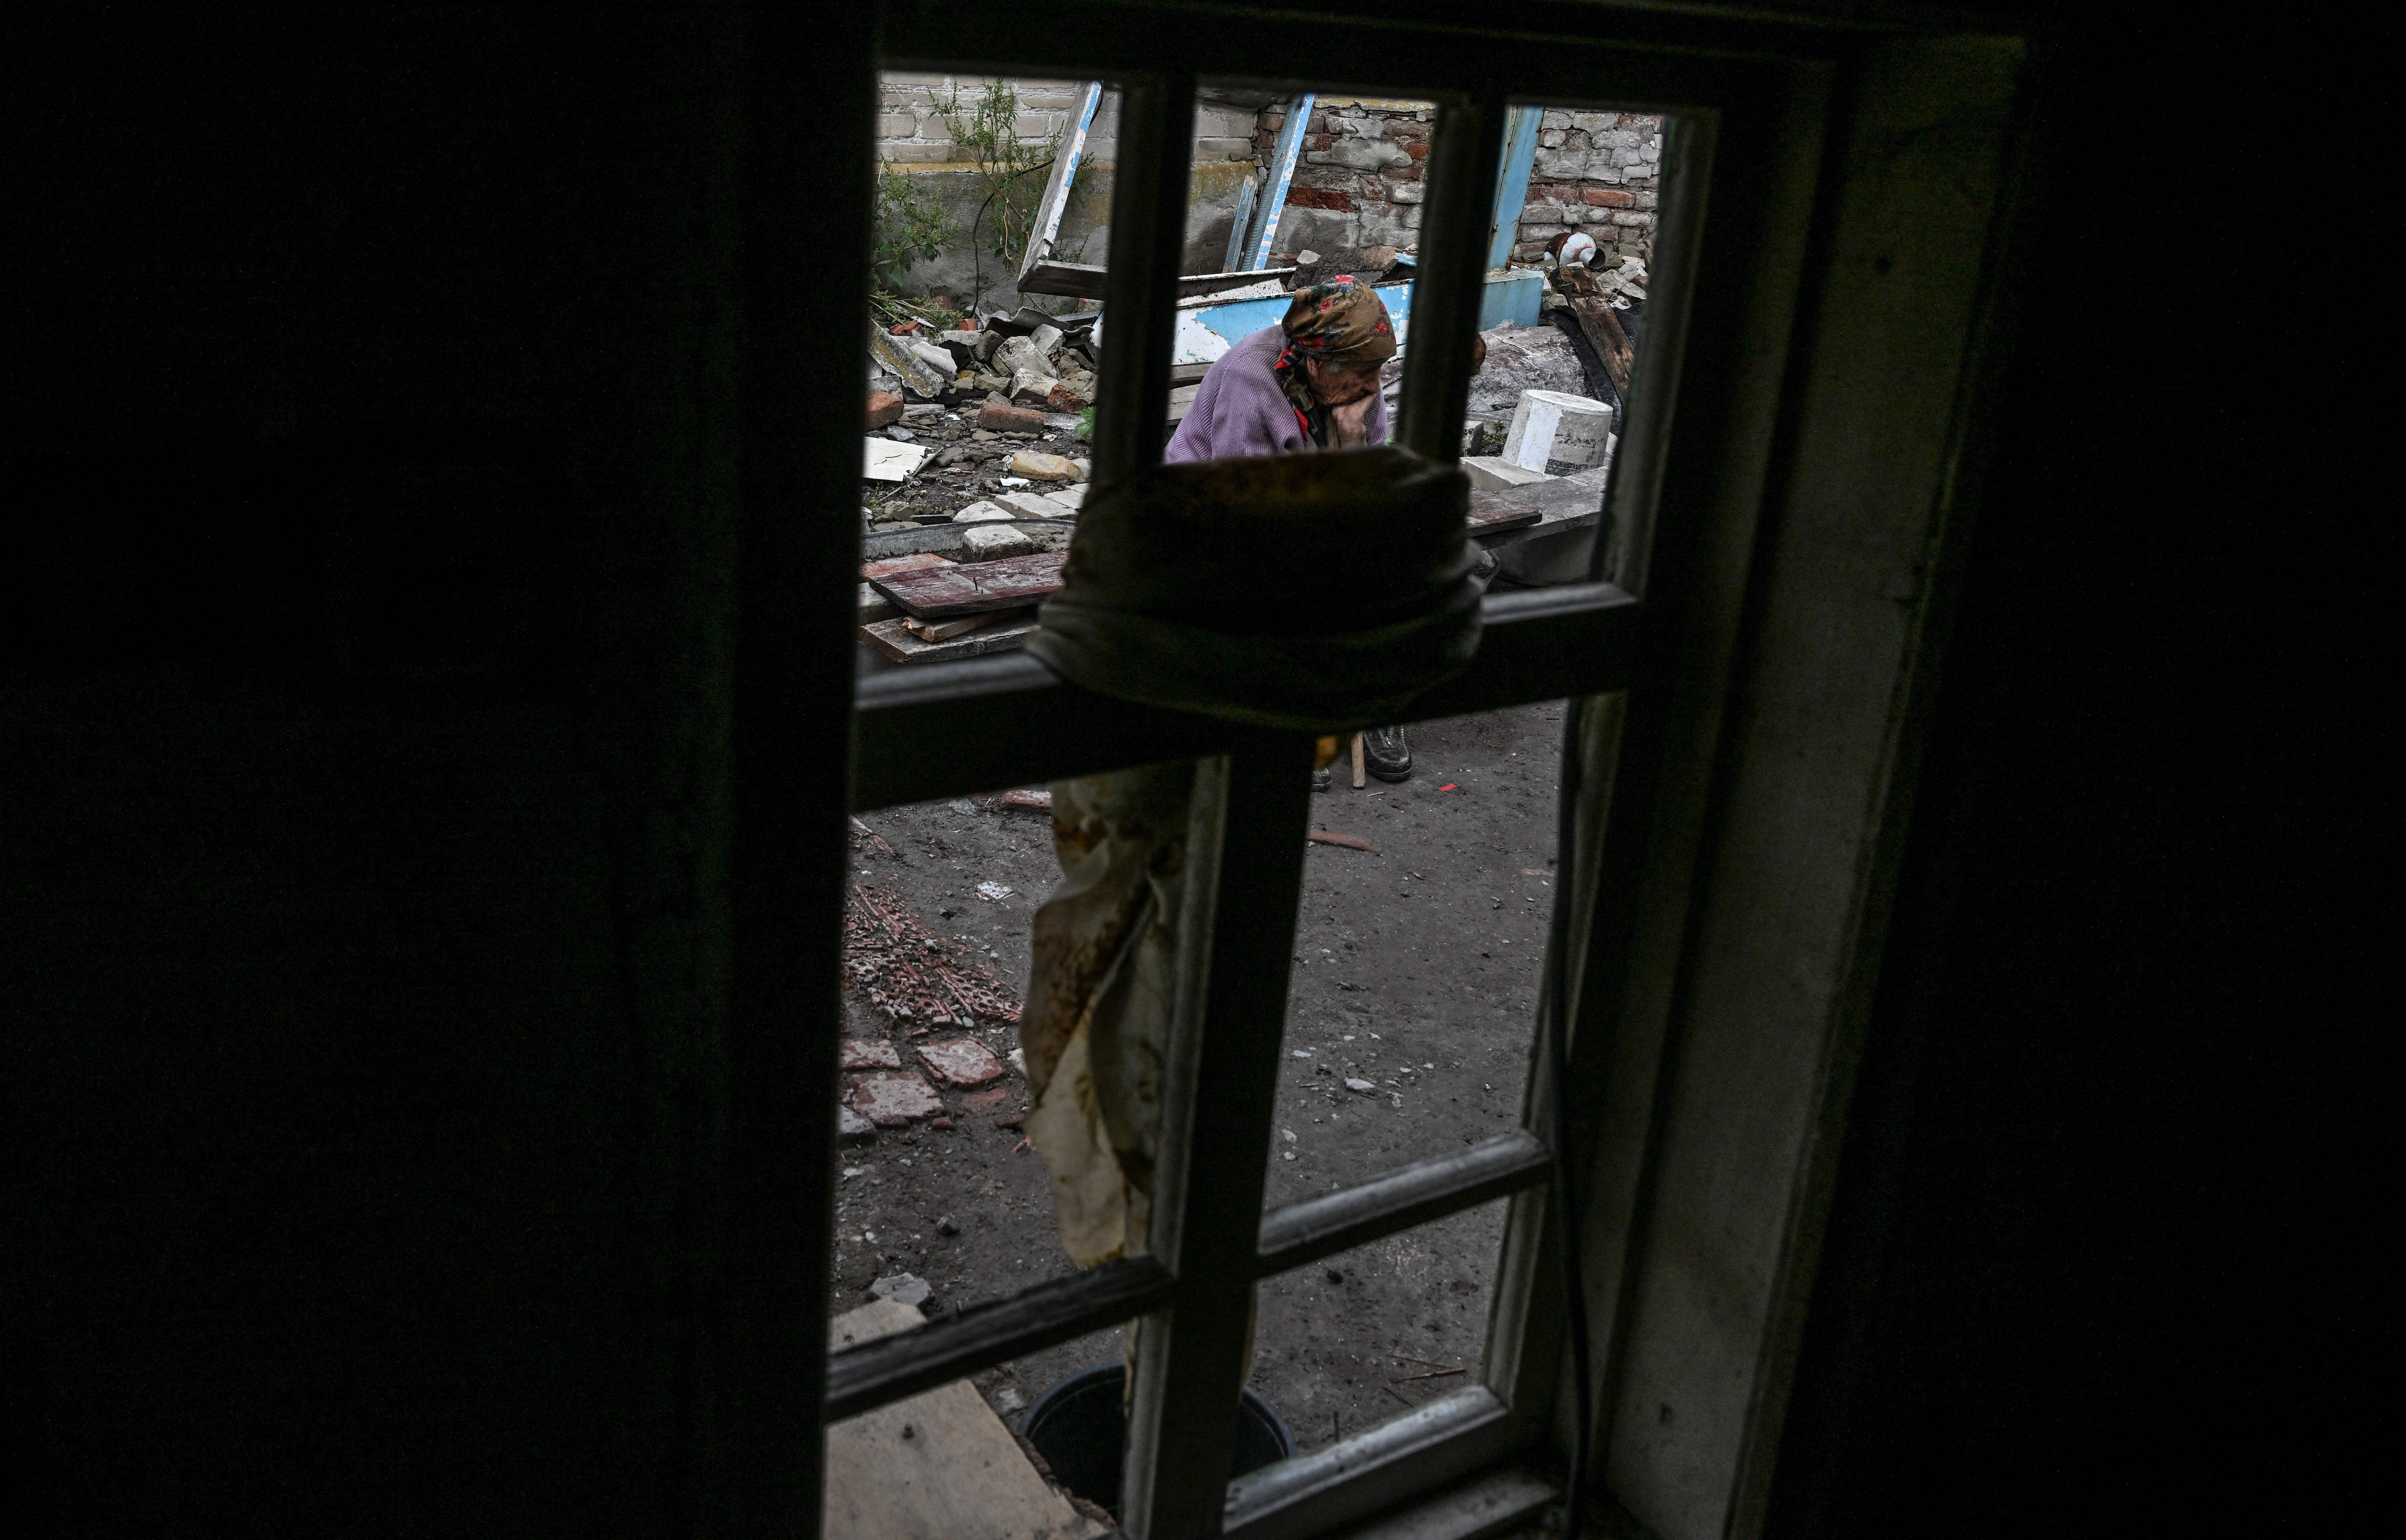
978;401;1044;433
866;391;905;429
917;1037;1007;1088
962;1085;1015;1111
1006;450;1080;482
1047;380;1090;413
838;1034;901;1070
847;1070;945;1126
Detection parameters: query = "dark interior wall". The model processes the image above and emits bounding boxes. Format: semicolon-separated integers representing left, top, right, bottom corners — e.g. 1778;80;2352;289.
1764;17;2360;1535
3;7;803;1532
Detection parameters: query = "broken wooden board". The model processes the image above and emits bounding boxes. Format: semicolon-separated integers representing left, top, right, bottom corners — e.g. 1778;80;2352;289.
824;1300;1109;1540
1018;259;1299;301
1564;295;1634;396
862;551;955;580
903;606;1026;644
860;614;1040;664
868;551;1066;619
1468;492;1545;533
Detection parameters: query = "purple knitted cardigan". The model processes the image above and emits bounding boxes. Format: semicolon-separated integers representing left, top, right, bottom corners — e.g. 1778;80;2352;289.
1161;324;1389;465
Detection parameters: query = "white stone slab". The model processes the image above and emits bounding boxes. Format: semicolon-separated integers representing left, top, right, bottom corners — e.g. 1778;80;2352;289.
863;438;931;482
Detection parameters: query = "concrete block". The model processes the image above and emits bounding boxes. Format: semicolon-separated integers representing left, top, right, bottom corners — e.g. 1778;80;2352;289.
1503;390;1614;473
1463;456;1557;492
952;501;1013;522
1008;369;1058;408
963;524;1037;559
995;491;1074;519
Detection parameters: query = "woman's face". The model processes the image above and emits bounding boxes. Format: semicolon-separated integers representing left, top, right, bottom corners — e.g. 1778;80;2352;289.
1305;356;1384;408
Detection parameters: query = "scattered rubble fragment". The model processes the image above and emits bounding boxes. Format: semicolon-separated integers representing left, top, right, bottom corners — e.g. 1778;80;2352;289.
869;1272;932;1307
962;525;1036;559
843;883;1023;1027
840;1034;904;1070
866;391;905;429
863;437;931;482
978;401;1044;433
837;1105;876;1141
1307;829;1381;853
848;1069;948;1126
918;1036;1009;1089
1000;788;1052;813
1006;450;1082;482
975;881;1014;902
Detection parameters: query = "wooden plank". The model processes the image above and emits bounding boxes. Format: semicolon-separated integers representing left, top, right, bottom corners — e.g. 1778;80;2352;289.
905;606;1027;643
1020;260;1302;302
868;550;1067;619
861;551;954;580
823;1300;1109;1540
1559;285;1634;396
1244;92;1315;270
1467;492;1544;534
1018;83;1105;282
861;614;1039;664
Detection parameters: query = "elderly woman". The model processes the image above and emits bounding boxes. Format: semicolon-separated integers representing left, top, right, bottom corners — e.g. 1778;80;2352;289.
1161;278;1415;782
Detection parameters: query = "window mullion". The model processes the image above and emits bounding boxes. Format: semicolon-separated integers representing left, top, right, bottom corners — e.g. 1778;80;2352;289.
1121;740;1317;1540
1395;89;1506;463
1087;69;1196;485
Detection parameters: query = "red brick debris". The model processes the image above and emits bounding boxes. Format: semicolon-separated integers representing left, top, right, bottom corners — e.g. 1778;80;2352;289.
978;401;1044;433
847;1069;946;1127
842;882;1023;1028
917;1036;1007;1088
866;390;905;429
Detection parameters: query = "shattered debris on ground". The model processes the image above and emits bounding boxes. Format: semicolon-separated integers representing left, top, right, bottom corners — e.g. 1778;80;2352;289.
844;882;1024;1030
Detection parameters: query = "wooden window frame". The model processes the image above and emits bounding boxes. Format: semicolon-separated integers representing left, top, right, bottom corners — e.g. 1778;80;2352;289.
762;7;2042;1538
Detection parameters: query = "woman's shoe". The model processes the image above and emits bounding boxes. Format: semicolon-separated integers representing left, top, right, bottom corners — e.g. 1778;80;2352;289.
1361;726;1412;782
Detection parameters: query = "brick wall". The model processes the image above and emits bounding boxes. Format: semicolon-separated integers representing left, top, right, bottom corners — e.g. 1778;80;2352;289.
1259;100;1663;273
866;80;1663;306
1513;109;1663;264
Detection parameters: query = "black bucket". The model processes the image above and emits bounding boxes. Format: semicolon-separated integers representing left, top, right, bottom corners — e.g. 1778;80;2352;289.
1020;1364;1293;1516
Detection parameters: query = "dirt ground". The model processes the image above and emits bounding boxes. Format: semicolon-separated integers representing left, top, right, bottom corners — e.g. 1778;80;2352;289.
833;699;1567;1475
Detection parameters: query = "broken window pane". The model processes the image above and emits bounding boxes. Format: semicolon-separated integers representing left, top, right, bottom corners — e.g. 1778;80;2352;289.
859;73;1119;599
1245;1197;1509;1459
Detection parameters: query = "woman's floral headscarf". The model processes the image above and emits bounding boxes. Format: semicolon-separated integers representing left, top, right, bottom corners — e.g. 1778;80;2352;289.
1272;277;1397;430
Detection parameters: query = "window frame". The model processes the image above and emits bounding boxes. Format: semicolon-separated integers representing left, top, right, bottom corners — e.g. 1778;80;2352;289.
787;9;2041;1539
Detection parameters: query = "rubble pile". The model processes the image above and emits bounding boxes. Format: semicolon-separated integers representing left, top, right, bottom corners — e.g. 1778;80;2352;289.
863;305;1099;533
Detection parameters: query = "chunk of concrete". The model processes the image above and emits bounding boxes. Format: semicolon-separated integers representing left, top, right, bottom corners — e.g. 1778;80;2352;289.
1503;389;1614;473
1463;456;1558;492
995;491;1075;519
1007;451;1081;482
952;500;1014;522
963;524;1036;558
1466;324;1586;416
